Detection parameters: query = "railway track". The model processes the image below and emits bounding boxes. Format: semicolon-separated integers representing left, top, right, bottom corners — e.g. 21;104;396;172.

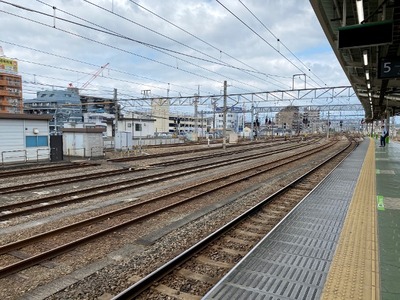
0;140;313;195
0;162;98;178
0;141;322;220
112;139;357;299
0;140;341;279
107;138;301;163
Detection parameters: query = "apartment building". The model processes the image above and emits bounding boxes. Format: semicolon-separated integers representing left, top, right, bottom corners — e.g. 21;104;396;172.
0;57;23;113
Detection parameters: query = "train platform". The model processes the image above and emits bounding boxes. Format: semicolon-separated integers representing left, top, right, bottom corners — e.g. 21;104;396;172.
203;137;400;300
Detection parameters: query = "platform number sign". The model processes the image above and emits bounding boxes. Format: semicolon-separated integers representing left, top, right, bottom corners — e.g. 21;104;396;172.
378;57;400;79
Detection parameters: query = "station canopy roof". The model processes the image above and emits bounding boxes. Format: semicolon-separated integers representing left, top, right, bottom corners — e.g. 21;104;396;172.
310;0;400;121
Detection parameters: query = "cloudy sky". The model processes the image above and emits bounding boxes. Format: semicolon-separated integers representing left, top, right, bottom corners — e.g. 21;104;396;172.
0;0;355;113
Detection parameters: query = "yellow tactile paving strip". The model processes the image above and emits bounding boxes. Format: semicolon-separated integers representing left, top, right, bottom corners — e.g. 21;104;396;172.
321;138;379;300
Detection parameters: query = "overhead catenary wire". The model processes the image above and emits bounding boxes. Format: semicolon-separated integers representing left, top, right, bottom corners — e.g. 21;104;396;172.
4;0;277;92
215;0;324;89
126;0;291;90
0;9;230;95
0;1;268;95
82;0;288;90
0;0;338;107
0;40;203;97
44;0;277;93
16;58;190;100
237;0;328;88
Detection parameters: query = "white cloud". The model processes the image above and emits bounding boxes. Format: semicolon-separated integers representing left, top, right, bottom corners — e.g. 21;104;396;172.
0;0;352;111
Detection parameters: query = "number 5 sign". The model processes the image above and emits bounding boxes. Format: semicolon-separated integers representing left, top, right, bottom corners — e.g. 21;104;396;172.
378;57;400;79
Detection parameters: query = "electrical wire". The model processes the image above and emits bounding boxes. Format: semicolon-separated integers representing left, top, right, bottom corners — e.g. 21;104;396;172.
215;0;325;89
127;0;290;89
0;9;228;94
0;2;268;94
17;58;198;99
0;40;203;96
1;0;336;105
81;0;276;85
238;0;328;87
5;0;278;92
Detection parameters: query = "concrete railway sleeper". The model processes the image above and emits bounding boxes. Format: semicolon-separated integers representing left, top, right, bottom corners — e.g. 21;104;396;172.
0;140;314;195
0;140;346;279
112;140;357;299
0;140;332;221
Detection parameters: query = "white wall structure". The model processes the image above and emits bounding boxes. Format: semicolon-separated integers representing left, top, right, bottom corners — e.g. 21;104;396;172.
168;114;210;137
214;107;242;132
117;112;156;138
152;98;170;133
62;127;105;157
83;112;114;137
229;132;239;143
115;131;133;150
0;113;52;164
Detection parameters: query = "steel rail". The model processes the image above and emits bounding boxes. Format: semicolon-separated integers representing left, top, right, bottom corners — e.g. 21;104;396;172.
106;138;298;162
111;140;356;299
0;168;133;194
0;142;315;220
0;162;97;178
0;140;313;195
0;141;339;278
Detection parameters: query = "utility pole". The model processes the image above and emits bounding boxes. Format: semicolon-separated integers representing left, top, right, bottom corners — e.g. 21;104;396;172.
201;110;204;138
212;97;217;139
242;98;245;139
140;90;151;152
251;94;254;141
327;109;330;139
194;87;199;140
114;88;118;137
223;80;227;150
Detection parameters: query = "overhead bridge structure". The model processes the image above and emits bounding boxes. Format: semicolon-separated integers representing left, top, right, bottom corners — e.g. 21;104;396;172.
121;85;357;108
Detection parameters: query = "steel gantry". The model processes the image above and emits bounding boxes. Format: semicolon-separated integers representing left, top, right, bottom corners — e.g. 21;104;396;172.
120;85;358;109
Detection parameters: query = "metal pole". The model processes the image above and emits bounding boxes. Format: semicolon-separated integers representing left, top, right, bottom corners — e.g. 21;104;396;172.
292;74;306;90
242;99;245;139
131;111;134;150
201;110;204;138
194;88;198;139
212;98;216;139
327;109;330;139
140;90;151;153
113;88;118;150
250;94;254;141
223;80;227;150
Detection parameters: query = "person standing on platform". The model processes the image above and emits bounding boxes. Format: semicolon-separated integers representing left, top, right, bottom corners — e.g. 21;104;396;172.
380;125;388;147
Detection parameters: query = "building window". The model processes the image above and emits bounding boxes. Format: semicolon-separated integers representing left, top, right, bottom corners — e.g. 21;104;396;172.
135;124;142;131
26;136;48;147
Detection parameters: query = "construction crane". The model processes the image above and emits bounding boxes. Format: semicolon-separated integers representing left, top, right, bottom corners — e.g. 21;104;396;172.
68;63;109;92
81;63;109;90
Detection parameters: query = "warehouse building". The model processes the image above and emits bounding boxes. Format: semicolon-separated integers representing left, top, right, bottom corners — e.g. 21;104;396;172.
0;113;53;165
